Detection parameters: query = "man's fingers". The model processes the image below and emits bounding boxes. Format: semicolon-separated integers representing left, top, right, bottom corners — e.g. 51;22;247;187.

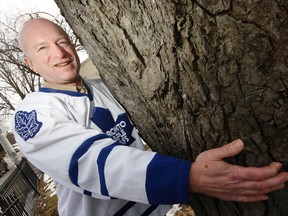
210;182;285;202
221;182;285;202
235;162;283;181
261;183;286;194
227;195;269;202
208;139;244;160
229;179;286;195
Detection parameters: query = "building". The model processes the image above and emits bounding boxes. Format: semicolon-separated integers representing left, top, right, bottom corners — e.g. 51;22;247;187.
79;58;100;80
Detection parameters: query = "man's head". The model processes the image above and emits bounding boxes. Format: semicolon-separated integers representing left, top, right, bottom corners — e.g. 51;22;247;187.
18;18;81;86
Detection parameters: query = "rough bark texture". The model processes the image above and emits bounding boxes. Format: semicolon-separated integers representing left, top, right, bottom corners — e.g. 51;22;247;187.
54;0;288;215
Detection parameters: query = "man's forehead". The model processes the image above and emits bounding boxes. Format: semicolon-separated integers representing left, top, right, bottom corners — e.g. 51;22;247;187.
18;18;70;51
22;18;59;29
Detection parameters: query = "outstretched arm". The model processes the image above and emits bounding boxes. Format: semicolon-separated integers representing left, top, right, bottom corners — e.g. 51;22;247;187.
189;139;288;202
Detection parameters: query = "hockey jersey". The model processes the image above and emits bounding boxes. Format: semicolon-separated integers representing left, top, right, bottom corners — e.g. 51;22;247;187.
12;79;191;216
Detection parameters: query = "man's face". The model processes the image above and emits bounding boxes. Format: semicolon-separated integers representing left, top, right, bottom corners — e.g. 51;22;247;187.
21;19;81;85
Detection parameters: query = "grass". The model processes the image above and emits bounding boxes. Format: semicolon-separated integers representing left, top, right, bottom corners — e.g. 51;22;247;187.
34;176;58;216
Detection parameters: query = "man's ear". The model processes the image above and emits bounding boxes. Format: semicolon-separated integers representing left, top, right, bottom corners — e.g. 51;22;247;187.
24;56;35;72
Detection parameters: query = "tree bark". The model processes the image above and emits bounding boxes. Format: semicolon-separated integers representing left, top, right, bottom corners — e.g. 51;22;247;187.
54;0;288;215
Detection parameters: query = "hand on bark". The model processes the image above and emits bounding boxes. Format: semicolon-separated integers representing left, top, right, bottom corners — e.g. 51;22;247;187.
189;139;288;202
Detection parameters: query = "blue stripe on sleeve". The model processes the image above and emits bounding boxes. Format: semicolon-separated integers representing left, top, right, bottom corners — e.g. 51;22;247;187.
84;190;92;196
97;143;119;196
141;205;158;216
113;201;136;216
145;154;191;204
69;133;111;186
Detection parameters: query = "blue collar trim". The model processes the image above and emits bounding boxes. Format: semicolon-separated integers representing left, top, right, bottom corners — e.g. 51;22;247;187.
38;83;93;101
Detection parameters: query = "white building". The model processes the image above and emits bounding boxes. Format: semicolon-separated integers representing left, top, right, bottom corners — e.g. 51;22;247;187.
79;58;100;80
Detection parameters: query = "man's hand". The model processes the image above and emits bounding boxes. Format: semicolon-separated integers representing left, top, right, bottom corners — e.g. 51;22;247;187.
189;139;288;202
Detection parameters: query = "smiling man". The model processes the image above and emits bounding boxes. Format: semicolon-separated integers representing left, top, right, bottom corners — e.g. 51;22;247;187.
18;18;81;86
12;18;288;216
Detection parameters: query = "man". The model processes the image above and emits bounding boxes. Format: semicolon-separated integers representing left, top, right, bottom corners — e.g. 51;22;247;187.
12;18;288;216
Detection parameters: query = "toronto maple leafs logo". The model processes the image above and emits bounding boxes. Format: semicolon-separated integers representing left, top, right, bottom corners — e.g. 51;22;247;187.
14;110;43;141
91;107;135;145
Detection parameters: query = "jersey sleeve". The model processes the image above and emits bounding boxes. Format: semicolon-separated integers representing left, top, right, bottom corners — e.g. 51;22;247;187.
12;93;191;205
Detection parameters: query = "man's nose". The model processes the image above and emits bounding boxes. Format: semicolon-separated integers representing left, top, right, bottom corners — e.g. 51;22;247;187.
52;44;67;57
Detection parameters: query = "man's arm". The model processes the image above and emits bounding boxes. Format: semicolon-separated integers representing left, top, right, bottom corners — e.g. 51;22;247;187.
189;139;288;202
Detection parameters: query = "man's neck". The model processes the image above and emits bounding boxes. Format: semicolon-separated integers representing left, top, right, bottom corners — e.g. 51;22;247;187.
43;78;87;93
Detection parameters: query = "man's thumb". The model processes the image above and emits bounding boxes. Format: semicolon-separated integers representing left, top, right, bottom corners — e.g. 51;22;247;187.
213;139;244;159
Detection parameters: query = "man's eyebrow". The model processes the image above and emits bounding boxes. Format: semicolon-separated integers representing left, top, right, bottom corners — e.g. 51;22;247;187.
33;41;47;49
33;36;70;48
59;36;72;42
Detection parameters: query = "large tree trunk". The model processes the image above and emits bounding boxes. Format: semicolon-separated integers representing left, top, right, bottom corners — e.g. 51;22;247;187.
54;1;288;215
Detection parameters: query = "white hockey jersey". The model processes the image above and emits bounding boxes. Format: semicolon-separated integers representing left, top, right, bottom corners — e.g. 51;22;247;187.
12;79;191;216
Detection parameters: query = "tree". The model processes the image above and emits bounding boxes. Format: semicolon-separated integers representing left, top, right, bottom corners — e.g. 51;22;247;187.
54;1;288;215
0;19;40;123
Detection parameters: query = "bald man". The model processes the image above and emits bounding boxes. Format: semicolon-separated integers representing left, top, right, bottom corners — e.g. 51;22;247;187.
13;18;288;216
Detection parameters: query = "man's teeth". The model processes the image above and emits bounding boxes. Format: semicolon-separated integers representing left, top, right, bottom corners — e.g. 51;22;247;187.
57;62;69;66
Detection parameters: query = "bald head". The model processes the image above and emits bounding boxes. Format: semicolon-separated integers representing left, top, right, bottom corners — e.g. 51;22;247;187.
17;17;81;85
18;18;70;55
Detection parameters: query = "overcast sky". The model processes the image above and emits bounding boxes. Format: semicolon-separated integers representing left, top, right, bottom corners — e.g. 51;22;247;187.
0;0;60;19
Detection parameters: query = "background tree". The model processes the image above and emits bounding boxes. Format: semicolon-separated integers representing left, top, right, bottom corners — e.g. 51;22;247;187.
55;1;288;215
0;19;39;123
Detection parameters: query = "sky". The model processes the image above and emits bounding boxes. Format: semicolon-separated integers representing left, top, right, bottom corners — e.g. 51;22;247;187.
0;0;60;19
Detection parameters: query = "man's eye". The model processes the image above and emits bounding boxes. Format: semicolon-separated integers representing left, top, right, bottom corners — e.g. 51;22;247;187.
59;41;69;46
38;46;47;51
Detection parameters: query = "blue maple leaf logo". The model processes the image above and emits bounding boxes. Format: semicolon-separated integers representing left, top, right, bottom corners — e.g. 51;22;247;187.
91;107;135;145
14;110;43;141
